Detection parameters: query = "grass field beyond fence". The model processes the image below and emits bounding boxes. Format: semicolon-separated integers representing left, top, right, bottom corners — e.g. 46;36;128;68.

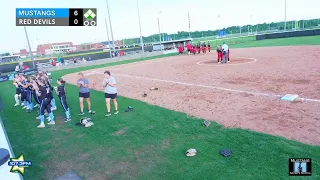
194;35;320;48
0;36;319;180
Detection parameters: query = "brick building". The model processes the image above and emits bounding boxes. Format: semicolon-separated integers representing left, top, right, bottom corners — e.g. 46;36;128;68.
32;40;123;55
19;49;28;56
37;42;74;55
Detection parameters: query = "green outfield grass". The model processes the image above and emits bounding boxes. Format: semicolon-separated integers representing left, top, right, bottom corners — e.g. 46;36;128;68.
193;35;256;46
0;38;320;180
230;35;320;48
194;35;320;48
207;36;256;46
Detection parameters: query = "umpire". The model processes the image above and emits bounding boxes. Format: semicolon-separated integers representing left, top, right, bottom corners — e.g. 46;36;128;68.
222;42;229;64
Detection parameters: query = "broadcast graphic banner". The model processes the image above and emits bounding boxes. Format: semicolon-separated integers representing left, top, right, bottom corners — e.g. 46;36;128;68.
16;8;97;26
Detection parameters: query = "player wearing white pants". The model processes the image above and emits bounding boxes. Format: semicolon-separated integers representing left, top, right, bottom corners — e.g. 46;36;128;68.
13;74;22;106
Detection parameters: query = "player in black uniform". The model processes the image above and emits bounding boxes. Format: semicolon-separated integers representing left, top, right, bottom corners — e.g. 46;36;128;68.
55;78;71;122
41;77;56;122
30;76;41;108
25;76;34;113
18;75;27;109
34;79;55;128
17;75;33;112
44;74;57;111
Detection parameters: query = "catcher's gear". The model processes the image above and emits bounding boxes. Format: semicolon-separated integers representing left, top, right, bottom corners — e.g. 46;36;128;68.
203;120;210;127
220;149;232;157
124;106;133;112
76;117;94;127
185;149;197;157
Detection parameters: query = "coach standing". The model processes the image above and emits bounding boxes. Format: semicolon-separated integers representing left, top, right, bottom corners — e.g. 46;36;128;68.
77;72;92;115
222;42;229;64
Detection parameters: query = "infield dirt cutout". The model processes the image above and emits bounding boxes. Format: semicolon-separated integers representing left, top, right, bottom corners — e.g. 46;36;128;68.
63;46;320;145
197;57;257;66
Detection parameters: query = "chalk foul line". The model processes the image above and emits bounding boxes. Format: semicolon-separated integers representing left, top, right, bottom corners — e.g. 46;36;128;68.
115;73;320;103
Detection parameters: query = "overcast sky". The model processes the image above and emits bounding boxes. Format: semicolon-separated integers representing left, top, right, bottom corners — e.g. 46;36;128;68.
1;0;319;53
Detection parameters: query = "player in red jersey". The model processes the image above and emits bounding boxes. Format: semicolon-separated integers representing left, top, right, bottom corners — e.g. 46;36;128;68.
208;43;211;52
178;44;183;55
197;43;201;54
202;43;207;54
217;45;222;63
186;43;191;55
190;44;194;54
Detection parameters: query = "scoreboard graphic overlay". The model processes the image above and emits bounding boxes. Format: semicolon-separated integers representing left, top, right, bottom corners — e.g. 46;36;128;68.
16;8;97;26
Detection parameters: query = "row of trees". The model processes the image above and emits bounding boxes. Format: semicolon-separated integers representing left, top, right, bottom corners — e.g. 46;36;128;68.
122;18;320;45
0;52;10;57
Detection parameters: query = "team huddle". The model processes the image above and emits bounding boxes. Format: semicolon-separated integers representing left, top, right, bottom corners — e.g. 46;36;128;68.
13;71;70;128
178;42;211;55
11;70;119;128
177;42;231;64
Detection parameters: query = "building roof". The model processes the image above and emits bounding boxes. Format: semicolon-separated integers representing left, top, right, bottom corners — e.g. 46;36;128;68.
152;38;193;45
101;41;113;45
37;42;73;46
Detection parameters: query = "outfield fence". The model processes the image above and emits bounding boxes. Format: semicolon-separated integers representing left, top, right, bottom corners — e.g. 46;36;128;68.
39;51;163;72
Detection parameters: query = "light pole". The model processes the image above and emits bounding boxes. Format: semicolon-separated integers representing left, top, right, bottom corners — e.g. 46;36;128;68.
48;40;53;57
157;11;163;51
218;15;220;36
188;11;191;38
106;0;116;52
250;15;253;33
136;0;144;53
269;23;271;31
284;0;287;31
23;26;35;69
104;18;112;58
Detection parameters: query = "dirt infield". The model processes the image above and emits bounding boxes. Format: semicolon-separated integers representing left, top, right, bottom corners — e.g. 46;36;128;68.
63;46;320;145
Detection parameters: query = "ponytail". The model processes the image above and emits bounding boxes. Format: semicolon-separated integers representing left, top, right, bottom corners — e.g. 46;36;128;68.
58;78;66;84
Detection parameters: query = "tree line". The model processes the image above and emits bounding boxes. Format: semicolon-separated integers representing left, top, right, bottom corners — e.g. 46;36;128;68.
122;18;320;45
0;52;10;57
